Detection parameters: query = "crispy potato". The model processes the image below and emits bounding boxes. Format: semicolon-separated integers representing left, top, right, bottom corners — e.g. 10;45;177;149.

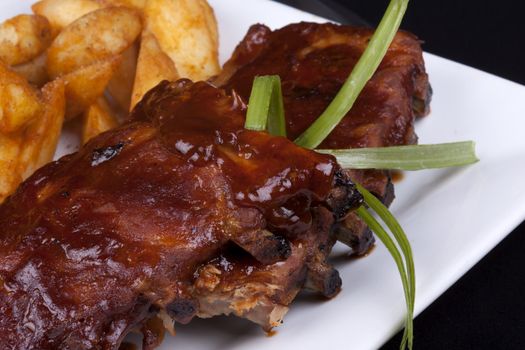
46;7;142;78
63;55;122;119
32;0;104;37
0;14;53;66
144;0;220;81
11;53;49;87
107;43;138;112
100;0;146;10
130;30;178;110
82;97;119;144
0;62;42;133
17;79;66;180
201;0;219;52
0;132;23;203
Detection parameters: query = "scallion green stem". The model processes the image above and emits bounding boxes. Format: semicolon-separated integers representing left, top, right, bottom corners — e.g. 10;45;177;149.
318;141;479;170
245;75;286;136
356;183;415;349
356;206;413;349
294;0;409;149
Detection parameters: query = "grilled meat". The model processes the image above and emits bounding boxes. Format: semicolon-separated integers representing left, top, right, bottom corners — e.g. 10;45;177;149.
0;21;431;350
194;206;341;330
191;22;431;331
216;22;431;146
0;80;362;349
216;22;431;254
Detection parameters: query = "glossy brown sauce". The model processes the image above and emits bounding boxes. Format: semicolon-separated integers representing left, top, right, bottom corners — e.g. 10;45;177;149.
0;21;432;349
132;80;338;235
0;80;342;349
391;170;405;183
220;23;430;149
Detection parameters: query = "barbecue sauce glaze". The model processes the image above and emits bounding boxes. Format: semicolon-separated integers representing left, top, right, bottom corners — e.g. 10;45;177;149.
131;80;338;236
0;81;348;349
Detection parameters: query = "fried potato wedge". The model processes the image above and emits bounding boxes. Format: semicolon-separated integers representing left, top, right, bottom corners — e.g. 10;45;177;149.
144;0;220;81
107;43;138;112
100;0;146;10
17;79;66;180
0;62;42;133
63;55;122;119
82;97;119;144
11;53;49;87
46;7;142;78
0;14;53;66
130;30;178;110
32;0;104;37
0;132;23;203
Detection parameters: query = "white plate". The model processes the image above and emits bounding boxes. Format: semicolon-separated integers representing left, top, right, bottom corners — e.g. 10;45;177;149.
3;1;525;349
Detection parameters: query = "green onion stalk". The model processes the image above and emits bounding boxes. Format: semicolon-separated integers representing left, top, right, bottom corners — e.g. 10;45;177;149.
318;142;479;170
294;0;410;149
356;184;415;349
245;75;286;136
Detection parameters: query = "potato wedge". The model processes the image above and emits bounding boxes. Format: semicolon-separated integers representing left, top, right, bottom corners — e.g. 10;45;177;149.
32;0;104;37
130;30;178;110
82;97;119;144
201;0;219;53
144;0;220;81
63;55;122;119
0;62;42;133
0;132;23;203
17;79;66;180
107;43;138;112
11;53;49;87
0;14;53;66
100;0;146;10
46;7;142;78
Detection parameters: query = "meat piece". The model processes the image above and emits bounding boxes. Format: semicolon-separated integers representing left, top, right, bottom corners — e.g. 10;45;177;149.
1;21;432;349
193;166;363;329
216;22;431;145
215;22;431;254
0;80;362;349
193;23;432;328
194;206;342;330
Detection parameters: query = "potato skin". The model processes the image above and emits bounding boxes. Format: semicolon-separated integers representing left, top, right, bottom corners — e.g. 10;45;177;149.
32;0;104;37
144;0;220;81
0;68;64;203
82;97;119;144
62;55;122;119
11;53;49;87
0;62;42;133
46;7;142;78
130;30;178;110
100;0;146;10
0;14;52;66
17;79;66;180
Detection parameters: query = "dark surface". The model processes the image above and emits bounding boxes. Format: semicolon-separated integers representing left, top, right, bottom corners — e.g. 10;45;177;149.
276;0;525;349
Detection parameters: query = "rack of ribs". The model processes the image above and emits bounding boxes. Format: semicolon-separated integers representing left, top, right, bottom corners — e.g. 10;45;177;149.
0;80;362;349
0;22;430;350
215;21;431;255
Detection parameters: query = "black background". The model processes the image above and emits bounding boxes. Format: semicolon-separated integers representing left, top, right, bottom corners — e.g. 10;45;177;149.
276;1;525;349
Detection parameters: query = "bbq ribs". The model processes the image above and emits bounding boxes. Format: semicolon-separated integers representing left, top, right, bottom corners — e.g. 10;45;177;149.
0;80;362;349
0;22;430;350
216;22;431;254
